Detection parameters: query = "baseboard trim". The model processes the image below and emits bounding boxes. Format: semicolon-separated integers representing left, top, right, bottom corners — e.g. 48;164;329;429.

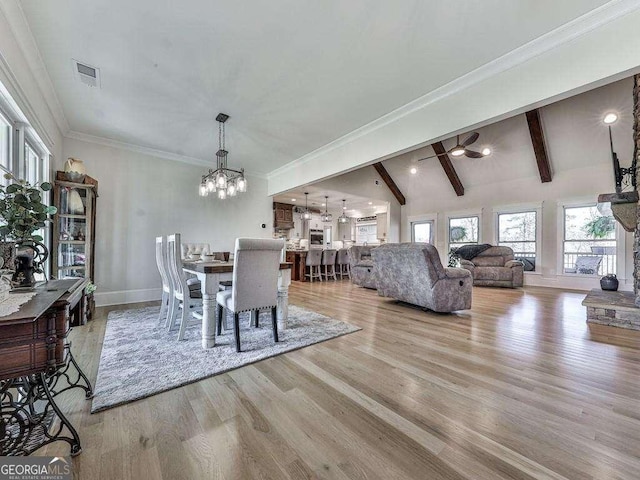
94;288;162;307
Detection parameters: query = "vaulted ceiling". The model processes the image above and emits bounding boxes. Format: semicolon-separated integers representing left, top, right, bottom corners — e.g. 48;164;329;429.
17;0;610;175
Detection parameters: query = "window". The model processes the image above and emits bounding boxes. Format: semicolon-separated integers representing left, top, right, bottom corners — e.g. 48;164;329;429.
25;140;42;186
497;211;537;271
449;216;479;249
411;221;433;243
356;223;377;244
563;205;616;276
0;112;10;184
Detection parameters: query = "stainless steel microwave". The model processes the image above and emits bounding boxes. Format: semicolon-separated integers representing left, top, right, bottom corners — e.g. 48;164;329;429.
309;229;324;245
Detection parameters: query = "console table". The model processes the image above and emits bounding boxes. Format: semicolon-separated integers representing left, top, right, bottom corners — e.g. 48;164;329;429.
0;279;93;456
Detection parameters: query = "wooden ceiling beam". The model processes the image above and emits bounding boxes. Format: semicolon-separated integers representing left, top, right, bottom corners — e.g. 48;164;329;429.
372;163;406;205
431;141;464;196
525;109;552;183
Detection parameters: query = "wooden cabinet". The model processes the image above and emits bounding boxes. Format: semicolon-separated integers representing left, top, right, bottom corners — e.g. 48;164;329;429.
338;220;352;241
273;202;294;229
52;173;98;282
376;213;388;240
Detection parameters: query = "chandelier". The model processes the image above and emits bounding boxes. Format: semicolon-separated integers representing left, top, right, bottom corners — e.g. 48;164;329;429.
338;199;349;223
321;196;332;222
199;113;247;199
300;192;312;220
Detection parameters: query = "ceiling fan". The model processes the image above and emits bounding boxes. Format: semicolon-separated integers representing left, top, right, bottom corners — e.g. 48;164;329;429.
418;132;486;161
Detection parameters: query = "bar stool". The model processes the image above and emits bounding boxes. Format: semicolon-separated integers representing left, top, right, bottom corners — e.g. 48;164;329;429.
321;249;338;281
336;248;351;280
305;249;323;283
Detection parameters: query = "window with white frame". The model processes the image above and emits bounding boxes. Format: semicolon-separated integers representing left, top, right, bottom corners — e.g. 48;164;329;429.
448;216;479;249
0;83;51;277
563;204;616;276
497;211;537;271
411;220;433;243
0;112;11;184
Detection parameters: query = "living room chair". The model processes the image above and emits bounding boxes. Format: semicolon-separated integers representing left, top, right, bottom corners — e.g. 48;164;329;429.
564;255;603;275
216;238;284;352
155;236;173;324
166;233;203;340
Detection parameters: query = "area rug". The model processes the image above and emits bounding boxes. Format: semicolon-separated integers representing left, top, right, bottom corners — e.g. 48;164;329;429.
91;305;360;412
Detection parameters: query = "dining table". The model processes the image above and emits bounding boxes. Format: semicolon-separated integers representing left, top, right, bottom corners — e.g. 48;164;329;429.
182;260;292;349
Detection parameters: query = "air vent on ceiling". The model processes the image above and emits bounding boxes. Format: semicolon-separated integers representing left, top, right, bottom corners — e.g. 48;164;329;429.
72;59;101;88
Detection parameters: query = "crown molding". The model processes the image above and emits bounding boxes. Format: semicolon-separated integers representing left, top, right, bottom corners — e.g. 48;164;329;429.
0;0;70;136
267;0;640;181
65;130;213;167
64;129;269;179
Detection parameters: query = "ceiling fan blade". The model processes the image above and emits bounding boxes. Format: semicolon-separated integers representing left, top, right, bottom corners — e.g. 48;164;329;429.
464;149;484;159
461;132;479;147
417;152;448;162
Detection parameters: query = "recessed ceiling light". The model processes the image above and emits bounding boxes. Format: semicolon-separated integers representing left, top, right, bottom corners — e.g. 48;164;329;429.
410;167;417;174
603;112;618;124
482;147;491;156
322;203;326;207
291;198;296;202
368;202;373;205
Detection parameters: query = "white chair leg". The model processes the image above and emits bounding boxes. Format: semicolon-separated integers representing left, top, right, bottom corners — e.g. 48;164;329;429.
158;291;168;323
177;302;189;340
167;296;179;331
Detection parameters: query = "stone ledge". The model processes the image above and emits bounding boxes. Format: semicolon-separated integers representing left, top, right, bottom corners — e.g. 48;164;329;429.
582;289;640;330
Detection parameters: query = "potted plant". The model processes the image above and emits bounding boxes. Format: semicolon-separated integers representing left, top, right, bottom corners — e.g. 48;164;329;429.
0;166;56;286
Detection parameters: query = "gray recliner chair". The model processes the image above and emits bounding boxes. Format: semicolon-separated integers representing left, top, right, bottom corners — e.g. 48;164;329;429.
459;246;524;288
347;246;377;289
372;243;472;312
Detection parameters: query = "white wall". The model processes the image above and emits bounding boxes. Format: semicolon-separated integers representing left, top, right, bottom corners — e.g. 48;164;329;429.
383;77;635;291
59;137;272;306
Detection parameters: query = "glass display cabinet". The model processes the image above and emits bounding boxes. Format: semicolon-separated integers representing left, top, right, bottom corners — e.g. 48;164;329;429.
52;174;97;281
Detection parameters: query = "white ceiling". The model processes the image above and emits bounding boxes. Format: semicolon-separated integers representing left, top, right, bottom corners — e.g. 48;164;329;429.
18;0;609;175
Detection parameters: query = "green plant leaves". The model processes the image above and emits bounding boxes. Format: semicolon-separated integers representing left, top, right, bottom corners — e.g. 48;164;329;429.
40;182;52;191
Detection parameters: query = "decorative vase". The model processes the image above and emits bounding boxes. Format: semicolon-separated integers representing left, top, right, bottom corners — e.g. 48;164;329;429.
600;274;619;291
64;157;86;183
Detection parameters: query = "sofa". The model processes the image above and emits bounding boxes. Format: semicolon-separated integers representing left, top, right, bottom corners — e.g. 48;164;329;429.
459;246;524;288
372;243;472;312
347;245;377;289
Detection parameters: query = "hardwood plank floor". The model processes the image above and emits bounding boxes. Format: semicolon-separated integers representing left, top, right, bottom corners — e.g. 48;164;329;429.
39;282;640;479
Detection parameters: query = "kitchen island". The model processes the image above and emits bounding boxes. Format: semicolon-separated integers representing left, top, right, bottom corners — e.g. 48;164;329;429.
285;250;308;281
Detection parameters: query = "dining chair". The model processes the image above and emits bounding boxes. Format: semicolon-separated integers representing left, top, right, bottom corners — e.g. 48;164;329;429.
305;249;323;282
336;248;351;280
155;236;173;324
216;238;285;352
321;249;338;281
166;233;203;340
181;242;211;260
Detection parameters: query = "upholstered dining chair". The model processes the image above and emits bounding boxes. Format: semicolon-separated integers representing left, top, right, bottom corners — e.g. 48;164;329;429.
166;233;203;340
216;238;285;352
155;236;173;324
321;249;338;281
305;249;323;282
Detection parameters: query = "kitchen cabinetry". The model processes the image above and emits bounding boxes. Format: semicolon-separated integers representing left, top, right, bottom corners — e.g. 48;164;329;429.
273;202;294;229
337;219;353;242
376;213;388;241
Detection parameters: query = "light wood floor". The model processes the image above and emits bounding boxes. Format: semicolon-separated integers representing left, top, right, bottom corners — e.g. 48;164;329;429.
40;281;640;479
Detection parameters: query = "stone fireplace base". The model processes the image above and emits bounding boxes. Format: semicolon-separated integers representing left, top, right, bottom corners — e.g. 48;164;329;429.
582;289;640;330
